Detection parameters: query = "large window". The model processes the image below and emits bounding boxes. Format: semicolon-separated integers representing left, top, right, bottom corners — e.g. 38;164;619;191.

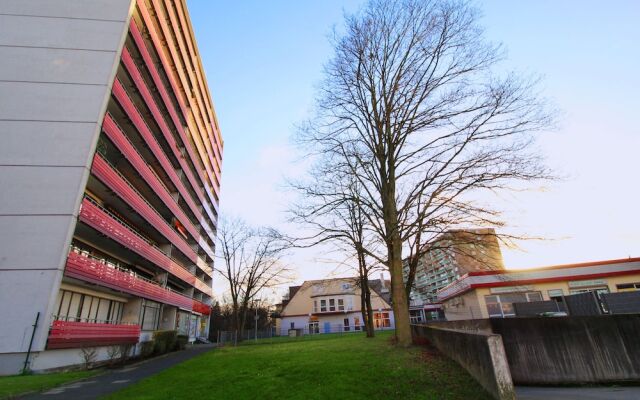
373;312;391;328
329;299;336;312
485;292;542;318
140;300;161;331
338;299;344;311
343;318;350;332
55;290;124;324
320;299;327;312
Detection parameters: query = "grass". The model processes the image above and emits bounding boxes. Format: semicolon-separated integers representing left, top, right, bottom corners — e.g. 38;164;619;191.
0;370;97;399
106;331;492;400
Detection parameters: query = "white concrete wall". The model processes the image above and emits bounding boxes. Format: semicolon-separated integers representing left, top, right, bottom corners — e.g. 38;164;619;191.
0;0;134;375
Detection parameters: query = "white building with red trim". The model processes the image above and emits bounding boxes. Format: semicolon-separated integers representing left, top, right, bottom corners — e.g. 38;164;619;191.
437;258;640;320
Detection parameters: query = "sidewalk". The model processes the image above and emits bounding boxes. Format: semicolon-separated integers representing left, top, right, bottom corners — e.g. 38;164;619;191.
18;344;216;400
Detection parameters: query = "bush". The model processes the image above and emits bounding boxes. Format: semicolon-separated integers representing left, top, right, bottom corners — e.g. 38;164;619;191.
140;341;155;358
175;335;189;351
153;330;178;355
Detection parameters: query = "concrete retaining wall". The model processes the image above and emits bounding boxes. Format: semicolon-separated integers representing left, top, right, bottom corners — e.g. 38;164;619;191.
411;324;515;400
490;315;640;384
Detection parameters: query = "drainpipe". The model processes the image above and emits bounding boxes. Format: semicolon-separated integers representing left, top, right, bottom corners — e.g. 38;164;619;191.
23;312;40;374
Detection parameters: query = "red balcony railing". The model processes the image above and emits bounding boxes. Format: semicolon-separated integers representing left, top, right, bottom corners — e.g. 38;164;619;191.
47;320;140;349
192;300;211;316
111;79;215;237
91;154;197;263
65;251;194;310
78;197;196;287
102;113;200;241
128;21;221;213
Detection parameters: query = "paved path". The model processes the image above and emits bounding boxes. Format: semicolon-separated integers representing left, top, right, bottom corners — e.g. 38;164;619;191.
517;385;640;400
19;344;216;400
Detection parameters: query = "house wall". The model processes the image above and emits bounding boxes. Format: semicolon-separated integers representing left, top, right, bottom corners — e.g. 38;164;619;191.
0;0;134;374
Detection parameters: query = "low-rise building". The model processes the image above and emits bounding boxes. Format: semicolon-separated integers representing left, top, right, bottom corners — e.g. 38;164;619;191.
437;257;640;320
279;277;394;335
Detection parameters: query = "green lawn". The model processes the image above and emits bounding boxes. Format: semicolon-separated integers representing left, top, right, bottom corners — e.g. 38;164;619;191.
106;331;491;400
0;370;97;399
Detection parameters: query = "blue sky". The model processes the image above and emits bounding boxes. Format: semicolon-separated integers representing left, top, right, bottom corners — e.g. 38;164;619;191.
188;1;640;294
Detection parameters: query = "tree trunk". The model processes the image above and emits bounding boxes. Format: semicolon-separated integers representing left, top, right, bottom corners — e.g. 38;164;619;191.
381;171;412;346
364;281;375;338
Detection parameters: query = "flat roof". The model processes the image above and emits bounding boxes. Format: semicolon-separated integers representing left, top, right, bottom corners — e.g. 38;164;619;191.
437;257;640;301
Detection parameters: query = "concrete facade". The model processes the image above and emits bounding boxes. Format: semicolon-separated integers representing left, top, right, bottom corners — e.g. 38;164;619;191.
0;0;222;375
0;0;134;373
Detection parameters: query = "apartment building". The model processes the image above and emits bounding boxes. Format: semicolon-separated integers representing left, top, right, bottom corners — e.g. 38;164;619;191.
279;277;394;335
404;229;505;321
0;0;222;374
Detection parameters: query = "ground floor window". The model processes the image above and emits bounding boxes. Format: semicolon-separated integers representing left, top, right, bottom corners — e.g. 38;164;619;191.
373;312;391;328
140;299;161;331
354;317;361;331
343;318;350;331
485;291;543;318
55;289;124;324
309;321;319;334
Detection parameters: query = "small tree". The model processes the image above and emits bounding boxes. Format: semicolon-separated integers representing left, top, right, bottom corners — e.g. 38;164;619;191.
216;218;292;337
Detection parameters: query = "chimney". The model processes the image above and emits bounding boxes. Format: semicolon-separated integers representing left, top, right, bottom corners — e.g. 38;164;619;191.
380;273;388;293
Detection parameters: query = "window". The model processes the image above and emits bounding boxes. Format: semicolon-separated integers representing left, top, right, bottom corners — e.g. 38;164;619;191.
313;300;318;313
617;282;640;292
140;300;160;331
329;299;336;312
338;299;344;311
290;322;295;329
548;289;564;301
484;291;543;318
341;283;351;290
308;321;319;334
320;299;327;312
354;317;361;331
373;312;391;328
55;289;125;324
343;318;350;332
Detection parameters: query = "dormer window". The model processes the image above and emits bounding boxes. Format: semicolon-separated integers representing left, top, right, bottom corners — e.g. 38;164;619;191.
341;283;351;290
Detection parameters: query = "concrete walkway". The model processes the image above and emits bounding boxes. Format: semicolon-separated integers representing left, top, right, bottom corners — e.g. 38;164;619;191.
516;385;640;400
18;344;216;400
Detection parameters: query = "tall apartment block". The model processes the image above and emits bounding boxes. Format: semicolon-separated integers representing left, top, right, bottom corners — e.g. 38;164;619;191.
0;0;222;374
405;229;505;307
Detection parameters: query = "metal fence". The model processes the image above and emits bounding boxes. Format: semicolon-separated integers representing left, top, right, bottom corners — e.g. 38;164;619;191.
513;291;640;317
215;323;395;346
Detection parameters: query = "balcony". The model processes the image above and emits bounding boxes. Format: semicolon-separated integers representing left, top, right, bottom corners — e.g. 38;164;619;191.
78;197;195;287
192;300;211;316
65;250;194;310
91;154;197;263
127;22;221;215
102;113;200;242
111;78;216;242
47;320;140;349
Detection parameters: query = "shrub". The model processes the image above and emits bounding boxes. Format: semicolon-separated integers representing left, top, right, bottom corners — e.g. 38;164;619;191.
153;330;178;355
140;341;155;358
80;347;98;369
175;335;189;351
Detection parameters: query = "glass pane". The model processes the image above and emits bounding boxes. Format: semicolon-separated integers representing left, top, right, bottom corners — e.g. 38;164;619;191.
527;292;543;302
501;302;515;316
486;302;502;317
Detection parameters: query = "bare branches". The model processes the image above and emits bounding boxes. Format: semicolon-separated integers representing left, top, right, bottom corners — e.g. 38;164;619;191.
215;217;293;333
295;0;555;346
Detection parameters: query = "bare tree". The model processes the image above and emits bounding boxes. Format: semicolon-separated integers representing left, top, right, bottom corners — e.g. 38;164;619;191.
289;169;383;337
215;217;292;336
297;0;554;345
